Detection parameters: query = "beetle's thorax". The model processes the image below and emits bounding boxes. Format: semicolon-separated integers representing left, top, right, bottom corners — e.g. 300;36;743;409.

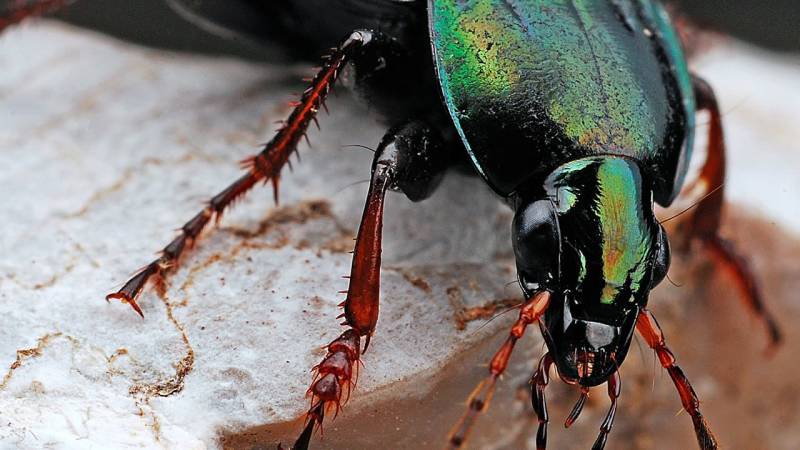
543;156;658;308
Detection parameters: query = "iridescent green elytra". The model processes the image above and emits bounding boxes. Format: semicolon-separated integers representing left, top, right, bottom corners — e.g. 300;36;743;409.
430;0;694;203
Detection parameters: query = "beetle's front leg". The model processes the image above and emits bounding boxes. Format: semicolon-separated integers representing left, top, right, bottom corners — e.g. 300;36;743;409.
0;0;73;33
285;120;453;450
637;308;718;450
686;75;781;350
105;30;379;316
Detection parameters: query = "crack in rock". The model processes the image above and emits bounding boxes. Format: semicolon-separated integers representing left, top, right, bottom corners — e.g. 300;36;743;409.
3;240;91;291
61;155;210;220
119;198;356;442
176;199;353;305
62;167;136;219
31;62;143;137
128;294;195;444
220;198;350;242
385;266;433;293
129;296;194;399
0;332;64;391
127;200;348;405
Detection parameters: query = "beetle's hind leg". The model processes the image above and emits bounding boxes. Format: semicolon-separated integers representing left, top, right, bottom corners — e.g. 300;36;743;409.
685;75;781;350
637;308;718;450
106;30;377;316
285;120;456;450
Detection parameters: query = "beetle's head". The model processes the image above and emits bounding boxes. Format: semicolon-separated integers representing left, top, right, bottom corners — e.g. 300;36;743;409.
512;157;670;386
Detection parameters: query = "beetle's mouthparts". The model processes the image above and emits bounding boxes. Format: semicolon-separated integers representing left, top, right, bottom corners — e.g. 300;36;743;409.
576;350;596;379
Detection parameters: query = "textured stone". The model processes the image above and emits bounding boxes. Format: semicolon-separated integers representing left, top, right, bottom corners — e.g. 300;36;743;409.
0;21;516;449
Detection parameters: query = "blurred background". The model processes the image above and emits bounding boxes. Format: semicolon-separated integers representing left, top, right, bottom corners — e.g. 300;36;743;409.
674;0;799;52
41;0;799;58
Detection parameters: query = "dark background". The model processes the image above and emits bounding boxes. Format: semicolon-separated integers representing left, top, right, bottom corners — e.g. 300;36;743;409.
675;0;799;51
42;0;798;59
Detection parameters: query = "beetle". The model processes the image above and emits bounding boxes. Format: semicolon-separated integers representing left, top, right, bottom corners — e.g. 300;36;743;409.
1;1;782;449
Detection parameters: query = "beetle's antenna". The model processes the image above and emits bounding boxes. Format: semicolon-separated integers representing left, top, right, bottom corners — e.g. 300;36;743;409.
665;272;683;288
693;97;746;124
470;302;524;335
341;144;376;153
334;179;371;195
658;184;723;224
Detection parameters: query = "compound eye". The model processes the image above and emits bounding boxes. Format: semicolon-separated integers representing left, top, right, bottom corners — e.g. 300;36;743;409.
650;224;671;288
512;200;560;291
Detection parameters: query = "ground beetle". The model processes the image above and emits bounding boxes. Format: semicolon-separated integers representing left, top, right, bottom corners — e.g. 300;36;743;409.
1;1;782;449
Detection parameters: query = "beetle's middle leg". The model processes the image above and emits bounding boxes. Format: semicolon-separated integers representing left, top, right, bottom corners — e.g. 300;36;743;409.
105;30;380;316
286;120;455;450
685;75;781;349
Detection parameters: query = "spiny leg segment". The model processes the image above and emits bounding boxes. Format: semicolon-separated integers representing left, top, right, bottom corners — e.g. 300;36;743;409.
282;118;452;450
299;148;392;437
286;330;363;450
106;30;375;316
447;291;551;449
637;308;718;450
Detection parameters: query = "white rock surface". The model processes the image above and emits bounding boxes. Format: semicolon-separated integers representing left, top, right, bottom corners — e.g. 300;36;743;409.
0;22;798;450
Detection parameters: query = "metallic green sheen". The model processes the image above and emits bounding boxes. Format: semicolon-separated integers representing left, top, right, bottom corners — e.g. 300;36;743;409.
429;0;690;201
592;158;652;305
638;0;696;199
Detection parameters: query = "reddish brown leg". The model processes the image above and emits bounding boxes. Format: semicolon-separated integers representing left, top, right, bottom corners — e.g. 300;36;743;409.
0;0;73;32
285;119;453;450
530;353;554;450
637;308;718;450
285;330;363;450
688;75;781;349
340;153;392;349
106;30;374;317
447;291;551;449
